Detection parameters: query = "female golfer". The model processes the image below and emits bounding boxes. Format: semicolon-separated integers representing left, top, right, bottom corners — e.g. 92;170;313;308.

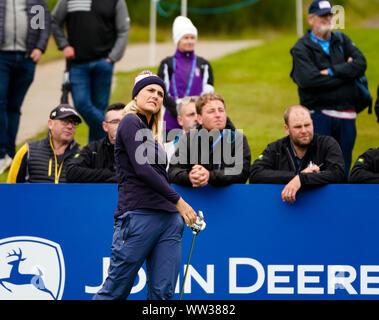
94;71;197;300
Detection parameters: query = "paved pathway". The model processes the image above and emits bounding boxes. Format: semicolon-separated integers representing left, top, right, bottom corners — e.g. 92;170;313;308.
17;39;262;144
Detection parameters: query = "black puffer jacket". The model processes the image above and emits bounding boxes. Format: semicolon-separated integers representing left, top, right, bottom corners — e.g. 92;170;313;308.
290;31;367;111
249;134;346;186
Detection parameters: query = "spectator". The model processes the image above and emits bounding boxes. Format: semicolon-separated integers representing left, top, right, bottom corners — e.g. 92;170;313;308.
168;93;251;187
51;0;130;143
249;105;345;203
0;0;51;174
349;149;379;184
66;102;125;183
290;0;367;177
164;96;198;162
158;16;214;140
7;104;81;183
93;71;197;300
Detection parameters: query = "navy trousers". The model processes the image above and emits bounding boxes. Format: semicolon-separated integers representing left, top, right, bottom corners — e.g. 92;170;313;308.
311;112;356;177
93;209;184;300
0;52;35;158
70;58;114;143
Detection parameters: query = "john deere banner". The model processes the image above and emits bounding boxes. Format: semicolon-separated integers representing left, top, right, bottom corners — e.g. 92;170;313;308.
1;184;378;300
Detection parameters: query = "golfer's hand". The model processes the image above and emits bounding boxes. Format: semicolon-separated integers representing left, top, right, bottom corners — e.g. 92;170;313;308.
176;197;197;226
63;46;75;60
281;175;301;203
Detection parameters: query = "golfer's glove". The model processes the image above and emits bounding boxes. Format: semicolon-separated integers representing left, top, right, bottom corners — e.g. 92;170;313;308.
190;211;206;235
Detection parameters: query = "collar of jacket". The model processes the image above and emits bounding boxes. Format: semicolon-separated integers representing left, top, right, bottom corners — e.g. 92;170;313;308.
303;29;343;50
136;112;154;129
44;131;79;156
175;48;195;60
283;134;318;154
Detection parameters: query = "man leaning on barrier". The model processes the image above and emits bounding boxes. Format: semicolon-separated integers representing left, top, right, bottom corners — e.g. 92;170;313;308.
66;103;125;183
349;148;379;184
7;104;80;183
249;105;345;203
290;0;368;177
168;93;251;187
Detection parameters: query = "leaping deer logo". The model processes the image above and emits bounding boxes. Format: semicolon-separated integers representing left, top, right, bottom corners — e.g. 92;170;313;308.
0;248;56;299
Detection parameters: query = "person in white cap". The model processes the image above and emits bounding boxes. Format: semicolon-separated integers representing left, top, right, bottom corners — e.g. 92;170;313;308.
158;16;214;140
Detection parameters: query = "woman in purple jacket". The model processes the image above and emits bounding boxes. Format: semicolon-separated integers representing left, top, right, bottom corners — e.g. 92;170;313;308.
94;71;197;300
158;16;214;138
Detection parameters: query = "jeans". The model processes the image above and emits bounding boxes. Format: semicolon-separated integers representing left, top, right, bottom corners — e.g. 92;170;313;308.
311;112;356;177
93;209;184;300
0;51;36;158
70;58;114;142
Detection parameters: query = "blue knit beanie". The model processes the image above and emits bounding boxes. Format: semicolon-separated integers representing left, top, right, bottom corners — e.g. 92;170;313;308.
132;71;166;99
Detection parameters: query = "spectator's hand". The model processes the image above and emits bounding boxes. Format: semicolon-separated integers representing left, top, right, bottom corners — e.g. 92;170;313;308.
105;58;113;64
320;69;329;76
195;165;210;187
347;57;353;63
63;46;75;60
301;164;320;174
176;197;197;226
30;49;42;63
281;175;301;203
189;165;210;187
189;166;201;187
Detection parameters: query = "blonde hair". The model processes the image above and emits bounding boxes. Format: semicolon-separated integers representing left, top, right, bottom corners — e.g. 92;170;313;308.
122;100;163;143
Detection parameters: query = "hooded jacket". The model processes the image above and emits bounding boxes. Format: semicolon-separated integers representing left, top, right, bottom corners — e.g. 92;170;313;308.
168;119;251;187
290;31;367;112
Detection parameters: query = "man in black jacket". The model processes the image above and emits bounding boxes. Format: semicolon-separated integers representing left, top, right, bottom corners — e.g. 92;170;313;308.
249;105;345;203
168;93;251;187
290;0;367;177
349;149;379;184
66;103;125;183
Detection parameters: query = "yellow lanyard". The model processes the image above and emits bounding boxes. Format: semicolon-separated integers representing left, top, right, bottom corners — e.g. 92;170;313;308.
49;135;64;184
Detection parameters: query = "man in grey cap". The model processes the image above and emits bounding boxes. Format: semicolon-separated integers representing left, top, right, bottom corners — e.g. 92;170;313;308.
7;104;81;183
290;0;367;177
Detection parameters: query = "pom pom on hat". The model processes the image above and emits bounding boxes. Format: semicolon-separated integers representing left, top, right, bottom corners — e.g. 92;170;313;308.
132;71;166;99
172;16;198;45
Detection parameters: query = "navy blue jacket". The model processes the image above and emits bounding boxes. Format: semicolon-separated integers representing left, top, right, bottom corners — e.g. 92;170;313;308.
0;0;51;54
114;113;180;218
290;31;367;111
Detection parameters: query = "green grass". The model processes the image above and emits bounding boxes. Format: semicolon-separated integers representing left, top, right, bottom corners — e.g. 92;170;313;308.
1;28;378;182
110;28;379;163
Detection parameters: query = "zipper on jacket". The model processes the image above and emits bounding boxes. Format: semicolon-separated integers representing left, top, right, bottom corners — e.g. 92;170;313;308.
286;147;298;172
13;0;16;50
185;53;189;87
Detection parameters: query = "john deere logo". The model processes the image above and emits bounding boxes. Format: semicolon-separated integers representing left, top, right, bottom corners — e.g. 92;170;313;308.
0;236;65;300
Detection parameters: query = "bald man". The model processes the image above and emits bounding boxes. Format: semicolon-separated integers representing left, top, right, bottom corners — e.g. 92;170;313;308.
249;105;345;203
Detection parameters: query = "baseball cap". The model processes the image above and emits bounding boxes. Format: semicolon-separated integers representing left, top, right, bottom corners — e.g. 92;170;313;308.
308;0;332;16
49;104;82;124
